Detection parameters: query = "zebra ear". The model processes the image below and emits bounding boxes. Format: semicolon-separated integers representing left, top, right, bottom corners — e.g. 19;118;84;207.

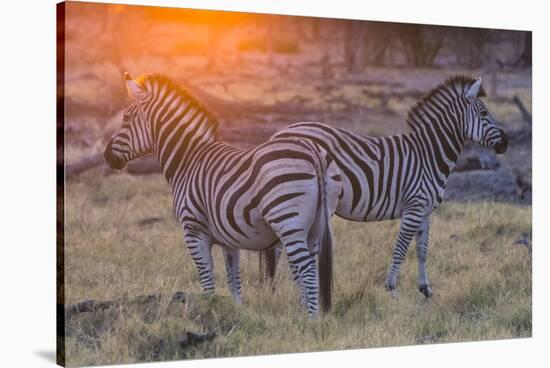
465;77;482;102
124;72;147;101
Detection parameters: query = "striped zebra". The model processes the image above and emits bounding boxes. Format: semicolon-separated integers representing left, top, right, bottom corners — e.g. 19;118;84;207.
103;73;342;317
263;75;508;297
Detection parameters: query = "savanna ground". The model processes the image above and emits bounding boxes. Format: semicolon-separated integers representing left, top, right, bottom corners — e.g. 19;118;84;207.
60;3;532;366
63;169;531;366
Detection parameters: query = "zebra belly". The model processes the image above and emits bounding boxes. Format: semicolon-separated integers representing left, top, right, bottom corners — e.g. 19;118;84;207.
209;218;279;251
335;196;403;222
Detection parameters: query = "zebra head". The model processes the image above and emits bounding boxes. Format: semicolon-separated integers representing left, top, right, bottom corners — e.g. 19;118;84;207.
462;77;509;154
104;72;153;170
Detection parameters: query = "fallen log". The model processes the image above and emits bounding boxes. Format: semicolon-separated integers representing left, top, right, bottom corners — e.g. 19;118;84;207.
454;148;500;173
454;157;500;172
445;168;518;202
513;95;532;126
65;291;186;319
126;156;160;175
65;153;104;178
508;128;532;145
66;154;161;178
513;168;532;200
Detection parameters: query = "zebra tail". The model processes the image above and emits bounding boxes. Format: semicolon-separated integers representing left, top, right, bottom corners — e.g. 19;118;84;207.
316;148;334;314
318;185;333;313
259;248;278;287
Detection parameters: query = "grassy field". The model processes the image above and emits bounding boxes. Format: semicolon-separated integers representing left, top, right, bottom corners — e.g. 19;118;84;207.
63;170;531;366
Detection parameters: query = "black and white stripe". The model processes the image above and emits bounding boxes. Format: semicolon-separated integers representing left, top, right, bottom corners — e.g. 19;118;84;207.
104;73;342;317
267;76;508;297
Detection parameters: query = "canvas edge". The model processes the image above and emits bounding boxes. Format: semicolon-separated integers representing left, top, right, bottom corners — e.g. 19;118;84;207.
56;1;66;367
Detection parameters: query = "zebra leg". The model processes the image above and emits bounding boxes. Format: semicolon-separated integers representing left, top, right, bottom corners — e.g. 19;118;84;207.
222;247;242;304
384;206;425;296
280;235;319;318
182;227;215;295
259;246;282;289
415;215;433;298
285;253;308;307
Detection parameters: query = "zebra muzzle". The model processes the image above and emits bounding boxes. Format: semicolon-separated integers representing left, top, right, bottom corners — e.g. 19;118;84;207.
494;129;509;155
104;143;126;170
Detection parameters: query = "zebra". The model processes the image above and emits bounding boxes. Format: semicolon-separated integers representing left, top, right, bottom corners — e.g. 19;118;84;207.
103;72;342;317
262;75;508;298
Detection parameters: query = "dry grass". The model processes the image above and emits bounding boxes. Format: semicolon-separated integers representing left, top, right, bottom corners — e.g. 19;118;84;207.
63;170;532;366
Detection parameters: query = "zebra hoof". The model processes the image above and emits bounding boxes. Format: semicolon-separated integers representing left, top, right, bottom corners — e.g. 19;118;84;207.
308;311;320;319
384;282;398;298
418;284;433;298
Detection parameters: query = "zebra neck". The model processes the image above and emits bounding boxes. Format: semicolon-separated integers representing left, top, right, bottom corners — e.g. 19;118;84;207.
153;110;218;183
411;120;465;183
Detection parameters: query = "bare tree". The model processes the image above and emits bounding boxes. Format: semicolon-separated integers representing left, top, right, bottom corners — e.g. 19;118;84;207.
397;24;443;68
513;32;532;68
344;20;369;73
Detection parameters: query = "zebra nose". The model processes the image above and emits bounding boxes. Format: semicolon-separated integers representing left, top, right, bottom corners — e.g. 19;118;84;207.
494;129;508;154
104;141;126;170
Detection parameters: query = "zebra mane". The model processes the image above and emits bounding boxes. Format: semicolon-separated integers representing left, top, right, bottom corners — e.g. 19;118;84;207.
405;75;486;131
136;73;219;136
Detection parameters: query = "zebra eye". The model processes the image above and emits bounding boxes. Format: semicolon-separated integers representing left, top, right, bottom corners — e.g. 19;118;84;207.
480;110;488;118
123;113;130;122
